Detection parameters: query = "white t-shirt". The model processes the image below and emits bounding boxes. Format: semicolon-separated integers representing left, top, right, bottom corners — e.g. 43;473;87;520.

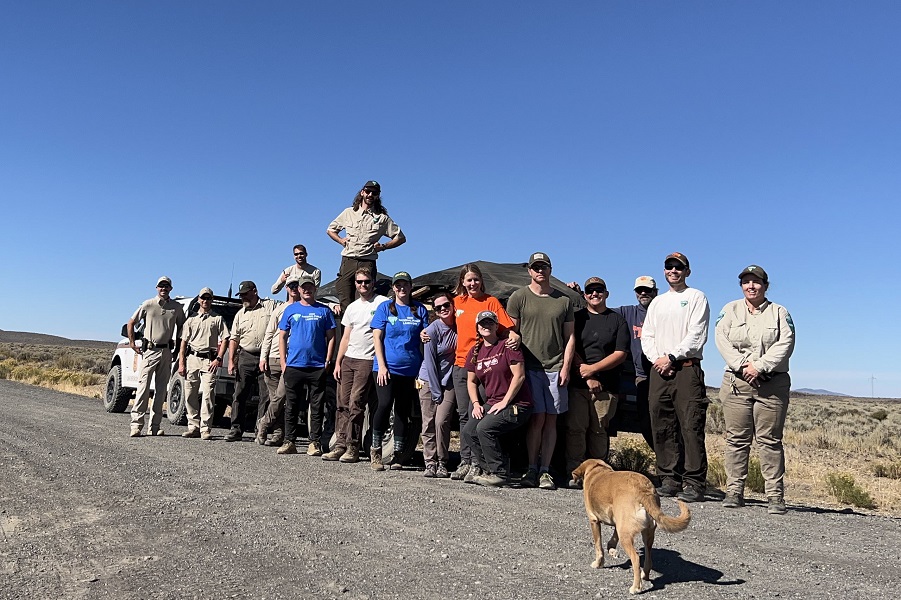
341;294;389;360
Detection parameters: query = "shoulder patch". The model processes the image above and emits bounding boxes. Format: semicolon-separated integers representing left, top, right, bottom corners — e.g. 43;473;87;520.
715;310;725;325
785;312;795;334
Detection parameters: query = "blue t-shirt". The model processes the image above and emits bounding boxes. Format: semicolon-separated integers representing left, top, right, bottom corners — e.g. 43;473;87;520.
278;302;337;368
370;300;428;377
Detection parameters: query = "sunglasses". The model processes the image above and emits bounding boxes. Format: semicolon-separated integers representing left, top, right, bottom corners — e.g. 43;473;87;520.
434;302;452;311
585;287;606;296
664;263;686;271
293;252;305;256
355;279;372;285
200;295;212;300
157;284;171;289
635;287;655;295
286;282;300;290
530;263;550;271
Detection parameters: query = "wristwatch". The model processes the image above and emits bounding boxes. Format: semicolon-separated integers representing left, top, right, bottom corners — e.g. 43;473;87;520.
668;354;677;364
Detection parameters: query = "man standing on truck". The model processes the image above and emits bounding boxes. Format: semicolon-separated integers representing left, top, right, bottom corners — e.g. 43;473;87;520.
225;281;276;442
641;252;711;503
127;276;187;437
271;244;322;295
178;287;230;440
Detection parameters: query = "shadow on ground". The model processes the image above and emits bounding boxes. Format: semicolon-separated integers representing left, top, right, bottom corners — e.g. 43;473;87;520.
612;548;745;590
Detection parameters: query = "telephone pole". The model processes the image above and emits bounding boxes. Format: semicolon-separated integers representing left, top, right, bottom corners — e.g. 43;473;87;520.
869;375;877;398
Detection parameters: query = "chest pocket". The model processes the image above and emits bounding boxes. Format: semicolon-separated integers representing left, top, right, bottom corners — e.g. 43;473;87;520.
728;322;747;345
761;326;779;345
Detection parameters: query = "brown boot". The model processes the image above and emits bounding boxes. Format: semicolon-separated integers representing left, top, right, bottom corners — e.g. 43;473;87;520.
370;447;385;471
340;444;360;464
322;446;346;461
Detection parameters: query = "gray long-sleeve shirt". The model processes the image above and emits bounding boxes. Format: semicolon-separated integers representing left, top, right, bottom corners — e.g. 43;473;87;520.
417;319;457;403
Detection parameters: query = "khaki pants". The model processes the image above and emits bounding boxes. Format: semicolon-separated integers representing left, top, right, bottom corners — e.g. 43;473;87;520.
334;357;374;449
185;354;218;432
131;347;172;430
258;357;286;438
720;371;790;498
565;387;618;472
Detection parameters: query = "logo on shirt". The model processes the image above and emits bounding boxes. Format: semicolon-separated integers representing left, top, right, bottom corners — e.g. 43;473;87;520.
680;301;688;308
456;309;464;318
388;316;398;325
476;357;500;372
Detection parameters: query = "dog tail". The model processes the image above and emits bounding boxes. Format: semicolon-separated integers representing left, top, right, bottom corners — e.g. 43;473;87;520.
643;493;692;533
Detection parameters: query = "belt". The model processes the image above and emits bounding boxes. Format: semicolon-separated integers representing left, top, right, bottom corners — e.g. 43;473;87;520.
240;348;262;356
677;358;696;367
187;348;217;360
142;339;173;350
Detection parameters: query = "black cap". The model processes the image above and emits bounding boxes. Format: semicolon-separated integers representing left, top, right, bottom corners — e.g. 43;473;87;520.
738;265;769;283
236;281;256;295
363;180;381;192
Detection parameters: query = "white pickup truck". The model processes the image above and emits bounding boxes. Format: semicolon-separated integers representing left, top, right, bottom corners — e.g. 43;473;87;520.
103;294;248;426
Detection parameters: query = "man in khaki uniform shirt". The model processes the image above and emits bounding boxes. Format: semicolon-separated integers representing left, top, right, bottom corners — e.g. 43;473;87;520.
326;180;406;311
225;280;275;442
127;276;187;437
256;283;293;446
271;244;322;295
178;287;230;440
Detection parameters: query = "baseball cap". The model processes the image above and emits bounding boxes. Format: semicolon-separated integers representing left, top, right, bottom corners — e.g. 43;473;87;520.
476;310;498;324
738;264;769;283
665;252;690;267
236;281;256;295
285;274;302;287
298;272;316;286
156;276;172;287
634;276;657;290
198;287;214;298
363;180;381;192
392;271;412;284
583;277;607;291
528;252;552;267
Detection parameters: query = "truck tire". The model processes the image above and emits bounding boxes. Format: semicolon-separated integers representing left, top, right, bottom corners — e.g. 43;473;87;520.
166;375;188;426
104;365;132;413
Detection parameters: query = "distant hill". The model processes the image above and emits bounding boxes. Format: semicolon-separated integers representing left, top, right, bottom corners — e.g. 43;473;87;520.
0;329;116;350
793;388;850;397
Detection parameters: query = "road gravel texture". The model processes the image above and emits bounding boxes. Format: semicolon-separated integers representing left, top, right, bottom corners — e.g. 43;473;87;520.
0;379;898;599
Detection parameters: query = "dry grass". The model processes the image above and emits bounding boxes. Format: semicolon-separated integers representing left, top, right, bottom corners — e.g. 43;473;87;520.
0;343;107;398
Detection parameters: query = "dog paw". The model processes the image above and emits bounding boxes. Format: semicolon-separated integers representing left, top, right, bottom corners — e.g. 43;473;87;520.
629;584;642;594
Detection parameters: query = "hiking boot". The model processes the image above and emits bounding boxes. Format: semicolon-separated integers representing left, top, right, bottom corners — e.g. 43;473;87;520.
722;493;745;508
768;497;787;515
149;428;165;437
264;434;284;447
677;486;706;503
223;428;242;442
520;468;539;488
464;465;483;484
339;445;360;464
370;448;385;471
129;426;143;438
655;479;682;497
181;428;201;439
450;462;470;481
539;472;557;491
475;472;508;487
307;441;323;457
435;463;450;478
276;441;297;455
322;446;346;461
200;430;212;441
423;464;437;478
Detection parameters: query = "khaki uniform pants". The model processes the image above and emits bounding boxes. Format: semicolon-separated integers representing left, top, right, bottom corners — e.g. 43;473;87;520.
185;354;218;432
258;357;286;438
565;387;618;472
720;371;790;498
131;347;171;430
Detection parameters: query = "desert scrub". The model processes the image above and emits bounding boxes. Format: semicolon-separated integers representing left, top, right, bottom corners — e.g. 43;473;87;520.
609;437;655;476
706;399;725;434
707;455;727;488
870;409;888;421
825;472;876;509
746;457;765;493
873;463;901;479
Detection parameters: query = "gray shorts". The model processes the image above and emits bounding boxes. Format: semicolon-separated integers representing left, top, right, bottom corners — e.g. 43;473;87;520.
527;369;569;415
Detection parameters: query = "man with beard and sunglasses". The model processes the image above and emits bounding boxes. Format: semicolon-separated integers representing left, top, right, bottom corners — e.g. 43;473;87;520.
271;244;322;295
641;252;711;503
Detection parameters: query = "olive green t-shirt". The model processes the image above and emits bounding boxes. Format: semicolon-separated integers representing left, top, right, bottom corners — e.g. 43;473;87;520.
506;287;574;371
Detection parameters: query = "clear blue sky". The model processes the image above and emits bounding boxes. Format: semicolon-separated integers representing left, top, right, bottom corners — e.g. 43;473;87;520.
2;2;899;397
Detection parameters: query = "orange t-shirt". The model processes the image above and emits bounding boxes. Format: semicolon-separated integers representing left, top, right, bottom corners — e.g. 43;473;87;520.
453;294;515;367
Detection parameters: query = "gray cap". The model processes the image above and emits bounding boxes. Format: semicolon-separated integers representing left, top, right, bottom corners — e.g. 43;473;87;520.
198;287;214;298
476;310;498;324
157;276;172;287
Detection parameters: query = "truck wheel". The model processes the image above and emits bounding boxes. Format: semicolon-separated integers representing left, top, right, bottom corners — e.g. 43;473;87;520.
166;375;188;426
104;365;132;413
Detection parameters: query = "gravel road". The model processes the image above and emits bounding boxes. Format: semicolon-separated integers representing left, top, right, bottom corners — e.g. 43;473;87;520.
1;379;899;599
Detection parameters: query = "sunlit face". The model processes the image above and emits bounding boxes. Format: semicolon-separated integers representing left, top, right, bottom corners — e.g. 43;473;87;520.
393;279;411;300
300;282;316;302
584;286;608;309
239;288;259;308
664;262;688;287
741;275;767;306
634;286;657;308
529;262;550;284
355;274;373;298
476;319;498;337
293;248;307;265
286;282;302;300
361;188;377;207
433;296;454;319
199;295;212;310
463;272;484;297
157;282;172;299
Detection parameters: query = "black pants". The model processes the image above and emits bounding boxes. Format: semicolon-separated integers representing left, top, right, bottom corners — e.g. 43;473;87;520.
462;405;530;477
648;362;709;489
336;256;377;312
372;375;417;450
635;376;655;449
284;366;327;443
232;350;269;432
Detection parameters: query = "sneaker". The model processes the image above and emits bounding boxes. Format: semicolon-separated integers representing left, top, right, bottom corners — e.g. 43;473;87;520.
435;463;450;478
182;428;201;439
767;497;787;515
322;447;346;461
307;442;323;457
276;441;297;455
722;493;745;508
223;428;242;442
370;448;385;471
423;464;437;478
677;486;706;503
339;446;360;464
567;478;583;490
450;463;470;481
200;430;212;441
129;426;143;438
475;472;508;487
149;429;165;437
539;472;557;491
464;465;483;484
520;468;538;488
655;479;682;497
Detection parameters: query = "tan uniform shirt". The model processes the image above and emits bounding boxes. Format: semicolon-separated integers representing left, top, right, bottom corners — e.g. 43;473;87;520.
132;297;186;345
183;311;230;353
271;263;322;294
715;299;794;374
261;301;290;362
231;298;277;352
327;207;404;261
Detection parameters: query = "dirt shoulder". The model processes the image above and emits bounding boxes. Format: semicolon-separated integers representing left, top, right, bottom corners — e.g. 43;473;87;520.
1;379;899;599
